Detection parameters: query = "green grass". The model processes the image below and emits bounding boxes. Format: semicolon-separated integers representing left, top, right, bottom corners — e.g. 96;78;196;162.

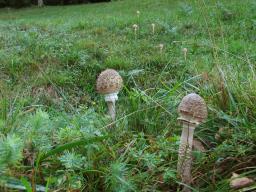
0;0;256;191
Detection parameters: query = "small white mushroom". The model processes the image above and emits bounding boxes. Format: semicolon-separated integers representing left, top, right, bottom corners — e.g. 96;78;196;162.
136;10;140;17
177;93;208;192
96;69;123;121
159;43;164;53
182;48;188;61
132;24;138;36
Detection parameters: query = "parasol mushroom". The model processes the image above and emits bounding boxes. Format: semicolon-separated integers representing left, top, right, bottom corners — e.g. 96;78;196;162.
177;93;208;192
96;69;123;121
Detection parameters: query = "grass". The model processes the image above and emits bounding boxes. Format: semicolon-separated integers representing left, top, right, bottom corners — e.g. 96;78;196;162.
0;0;256;191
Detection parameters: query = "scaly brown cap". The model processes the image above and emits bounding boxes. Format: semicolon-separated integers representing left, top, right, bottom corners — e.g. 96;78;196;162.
96;69;123;94
178;93;207;124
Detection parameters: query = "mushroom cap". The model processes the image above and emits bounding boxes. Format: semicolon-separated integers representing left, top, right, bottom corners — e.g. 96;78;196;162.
133;24;138;28
230;173;254;189
182;48;188;52
96;69;123;94
178;93;207;124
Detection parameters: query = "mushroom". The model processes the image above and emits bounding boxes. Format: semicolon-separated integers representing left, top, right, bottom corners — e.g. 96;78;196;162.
96;69;123;121
182;48;188;61
159;43;164;53
177;93;208;192
132;24;138;36
136;10;140;17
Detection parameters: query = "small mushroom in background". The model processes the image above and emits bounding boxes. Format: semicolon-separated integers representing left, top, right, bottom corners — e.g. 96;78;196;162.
230;173;254;190
132;24;138;36
96;69;123;121
182;48;188;61
158;43;164;53
177;93;208;192
136;10;140;18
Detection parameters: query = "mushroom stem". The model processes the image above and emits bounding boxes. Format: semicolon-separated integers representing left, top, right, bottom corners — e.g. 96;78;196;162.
104;92;118;121
152;24;155;35
184;53;187;61
177;122;196;192
107;101;116;121
134;29;138;38
182;48;188;61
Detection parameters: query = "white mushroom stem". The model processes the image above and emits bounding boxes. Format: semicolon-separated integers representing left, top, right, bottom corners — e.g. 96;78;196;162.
152;24;155;34
177;121;196;192
107;101;115;121
104;92;118;121
134;28;138;36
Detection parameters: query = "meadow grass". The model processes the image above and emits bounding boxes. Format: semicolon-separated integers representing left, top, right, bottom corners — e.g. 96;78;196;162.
0;0;256;191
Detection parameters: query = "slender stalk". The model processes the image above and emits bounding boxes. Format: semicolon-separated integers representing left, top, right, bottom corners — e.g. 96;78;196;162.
38;0;43;7
183;48;187;61
152;24;155;35
107;101;116;121
177;122;196;192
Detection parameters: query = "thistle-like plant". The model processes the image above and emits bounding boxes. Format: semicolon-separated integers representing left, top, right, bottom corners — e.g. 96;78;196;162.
105;161;135;192
0;134;24;172
59;151;86;170
21;110;53;152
